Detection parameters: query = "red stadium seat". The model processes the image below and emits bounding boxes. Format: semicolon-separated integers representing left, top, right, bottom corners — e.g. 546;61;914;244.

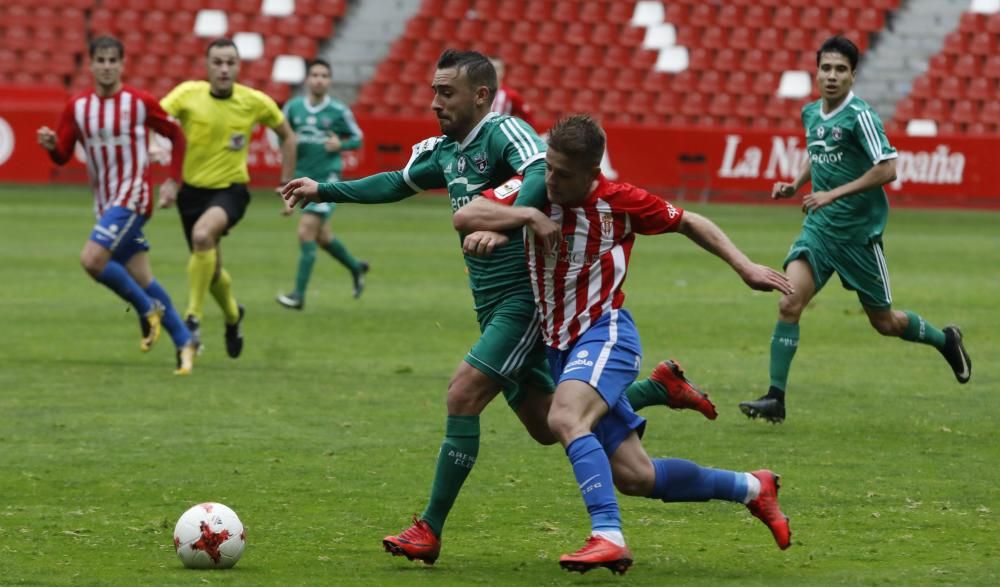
730;27;755;51
708;93;734;117
937;77;963;100
725;71;750;95
925;53;952;80
969;32;997;56
967;78;994;101
585;68;614;91
984;55;1000;80
669;70;697;94
959;12;986;33
697;70;723;94
664;4;689;26
679;92;707;117
952;54;980;78
772;6;797;29
767;49;795;73
714;48;738;71
689;48;713;71
718;5;742;28
952;100;978;125
922;98;946;121
565;22;589;46
941;31;966;56
982;100;1000;125
856;8;885;32
892;97;918;122
783;29;810;52
752;71;778;96
988;13;1000;34
689;4;713;27
701;27;727;51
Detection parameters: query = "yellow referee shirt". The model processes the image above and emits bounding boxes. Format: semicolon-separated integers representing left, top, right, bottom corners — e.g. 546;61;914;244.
161;81;284;189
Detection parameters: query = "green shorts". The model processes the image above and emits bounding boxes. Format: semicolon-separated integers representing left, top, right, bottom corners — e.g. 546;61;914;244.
465;295;554;410
303;201;335;220
785;227;892;309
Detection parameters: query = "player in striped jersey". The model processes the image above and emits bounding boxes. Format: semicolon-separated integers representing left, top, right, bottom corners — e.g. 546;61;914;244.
457;114;794;573
37;35;196;374
283;50;716;566
739;36;971;424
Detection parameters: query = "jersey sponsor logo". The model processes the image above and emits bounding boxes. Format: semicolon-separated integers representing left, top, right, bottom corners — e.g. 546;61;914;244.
810;151;845;165
665;202;679;219
471;151;489;173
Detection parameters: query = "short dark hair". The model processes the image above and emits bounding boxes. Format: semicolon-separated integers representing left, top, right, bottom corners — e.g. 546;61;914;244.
89;35;124;59
206;37;238;57
307;58;331;74
816;35;859;71
548;114;605;169
436;49;497;102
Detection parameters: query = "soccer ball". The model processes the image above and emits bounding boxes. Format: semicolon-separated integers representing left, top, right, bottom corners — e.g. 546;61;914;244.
173;502;246;569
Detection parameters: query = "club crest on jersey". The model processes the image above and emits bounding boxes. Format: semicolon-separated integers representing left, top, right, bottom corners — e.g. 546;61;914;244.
832;126;842;141
599;213;614;237
816;126;825;139
457;155;467;174
228;132;247;151
471;152;489;173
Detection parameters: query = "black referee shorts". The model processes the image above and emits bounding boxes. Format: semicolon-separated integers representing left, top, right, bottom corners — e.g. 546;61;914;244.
176;183;251;250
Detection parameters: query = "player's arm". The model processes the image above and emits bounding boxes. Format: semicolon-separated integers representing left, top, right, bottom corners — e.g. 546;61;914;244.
773;159;811;199
38;102;79;165
145;97;186;184
802;159;895;213
282;136;447;207
337;107;363;151
677;211;793;295
273;120;297;185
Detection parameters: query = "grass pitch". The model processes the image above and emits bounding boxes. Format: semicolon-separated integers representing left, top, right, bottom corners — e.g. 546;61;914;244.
1;185;997;586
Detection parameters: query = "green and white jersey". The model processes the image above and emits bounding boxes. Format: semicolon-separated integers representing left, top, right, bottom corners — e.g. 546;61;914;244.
283;95;362;181
801;91;897;243
316;112;547;310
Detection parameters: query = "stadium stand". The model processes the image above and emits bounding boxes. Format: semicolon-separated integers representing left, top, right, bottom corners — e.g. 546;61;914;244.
0;0;345;102
353;0;901;129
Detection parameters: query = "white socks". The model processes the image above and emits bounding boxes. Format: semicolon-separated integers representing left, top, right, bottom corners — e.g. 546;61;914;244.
592;530;626;547
744;472;762;503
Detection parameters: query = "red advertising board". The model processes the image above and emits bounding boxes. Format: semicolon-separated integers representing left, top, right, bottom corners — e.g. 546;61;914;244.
3;86;998;208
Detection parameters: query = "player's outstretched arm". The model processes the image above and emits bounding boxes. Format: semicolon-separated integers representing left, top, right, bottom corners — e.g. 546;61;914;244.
678;211;794;295
274;120;298;185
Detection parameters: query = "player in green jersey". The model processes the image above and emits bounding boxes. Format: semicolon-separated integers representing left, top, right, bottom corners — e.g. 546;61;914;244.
739;36;971;424
282;49;716;565
277;59;369;310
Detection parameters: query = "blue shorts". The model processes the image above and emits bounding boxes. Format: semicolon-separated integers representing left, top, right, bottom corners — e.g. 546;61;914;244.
546;309;646;456
89;206;150;263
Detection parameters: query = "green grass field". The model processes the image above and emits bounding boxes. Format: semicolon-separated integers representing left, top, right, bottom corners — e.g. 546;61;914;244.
1;185;997;586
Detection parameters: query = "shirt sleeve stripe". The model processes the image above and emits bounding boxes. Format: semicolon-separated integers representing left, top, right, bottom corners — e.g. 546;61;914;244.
402;151;424;192
516;151;546;173
499;120;529;164
858;111;883;165
505;118;539;159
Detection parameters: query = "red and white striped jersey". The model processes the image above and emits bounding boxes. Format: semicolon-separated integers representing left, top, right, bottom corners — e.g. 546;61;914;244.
485;176;684;350
491;85;537;131
47;85;185;218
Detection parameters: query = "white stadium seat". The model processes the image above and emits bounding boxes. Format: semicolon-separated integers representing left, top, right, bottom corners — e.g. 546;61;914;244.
631;0;665;27
970;0;999;14
234;33;264;61
194;9;228;38
262;0;296;17
272;55;306;84
654;46;689;73
777;71;811;99
906;119;939;136
642;23;677;50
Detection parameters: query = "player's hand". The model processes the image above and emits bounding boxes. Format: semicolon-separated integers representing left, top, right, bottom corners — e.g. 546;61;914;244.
37;126;57;151
802;190;837;213
324;134;342;153
771;182;797;199
281;177;320;208
463;231;509;257
158;178;179;209
738;263;794;295
526;210;561;253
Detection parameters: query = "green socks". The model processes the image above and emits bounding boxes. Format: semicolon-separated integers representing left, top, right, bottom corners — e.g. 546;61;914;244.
769;320;799;392
294;241;318;298
324;238;362;274
624;379;666;411
421;415;480;537
901;310;946;348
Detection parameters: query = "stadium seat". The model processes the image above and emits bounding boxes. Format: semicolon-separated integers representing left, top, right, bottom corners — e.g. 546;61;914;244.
262;0;295;17
631;0;665;27
655;47;689;73
937;77;964;100
730;28;755;51
952;100;978;125
234;33;264;61
984;55;1000;79
856;8;885;32
941;31;967;55
905;118;938;136
708;93;734;117
714;49;738;71
718;5;742;28
969;32;997;55
689;4;713;27
725;71;750;95
772;6;797;29
663;3;689;26
967;78;994;100
194;9;228;38
952;54;980;78
959;12;987;33
982;100;1000;125
697;70;722;94
922;98;946;120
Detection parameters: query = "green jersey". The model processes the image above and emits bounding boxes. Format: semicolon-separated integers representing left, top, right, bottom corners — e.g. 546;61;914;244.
283;95;363;181
801;91;897;243
316;112;547;309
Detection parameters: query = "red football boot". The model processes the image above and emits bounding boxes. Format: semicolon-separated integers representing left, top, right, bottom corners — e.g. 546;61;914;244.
559;536;633;575
382;516;441;564
649;360;718;420
746;470;792;550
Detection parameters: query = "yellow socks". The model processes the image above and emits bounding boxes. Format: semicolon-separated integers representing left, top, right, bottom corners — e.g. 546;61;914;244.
185;249;216;320
210;268;240;324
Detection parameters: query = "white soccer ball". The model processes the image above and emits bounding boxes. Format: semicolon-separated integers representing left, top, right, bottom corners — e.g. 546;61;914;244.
173;502;246;569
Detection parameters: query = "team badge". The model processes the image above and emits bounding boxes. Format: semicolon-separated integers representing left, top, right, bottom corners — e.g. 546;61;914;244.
471;152;489;173
831;126;842;141
816;126;825;138
599;213;614;237
457;155;467;174
227;132;247;151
